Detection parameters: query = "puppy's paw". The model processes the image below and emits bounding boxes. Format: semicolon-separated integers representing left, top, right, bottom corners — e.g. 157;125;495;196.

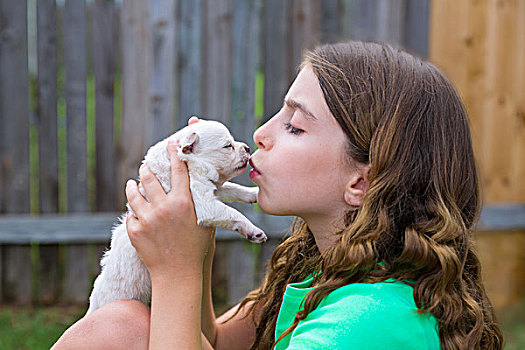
239;187;259;204
232;221;267;243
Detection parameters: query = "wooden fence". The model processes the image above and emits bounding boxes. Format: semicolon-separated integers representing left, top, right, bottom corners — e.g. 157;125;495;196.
0;0;431;309
2;0;523;312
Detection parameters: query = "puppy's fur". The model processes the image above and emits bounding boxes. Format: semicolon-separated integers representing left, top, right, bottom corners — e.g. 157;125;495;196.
86;120;266;314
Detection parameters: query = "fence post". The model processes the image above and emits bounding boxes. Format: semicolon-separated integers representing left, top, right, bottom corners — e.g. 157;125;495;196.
0;0;31;305
93;0;117;212
63;0;90;304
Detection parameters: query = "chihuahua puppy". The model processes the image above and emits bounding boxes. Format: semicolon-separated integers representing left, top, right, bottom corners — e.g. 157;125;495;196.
86;119;265;314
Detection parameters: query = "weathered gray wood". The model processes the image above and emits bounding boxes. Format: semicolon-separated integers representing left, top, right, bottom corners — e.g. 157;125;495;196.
0;209;293;243
376;0;406;46
258;237;282;283
404;0;430;58
211;240;229;311
91;243;108;277
118;0;151;206
38;244;60;304
0;213;119;244
176;0;202;129
64;0;88;212
230;0;262;186
148;0;176;145
227;240;258;305
342;0;379;41
320;0;342;43
202;0;233;124
37;0;59;214
290;0;321;72
63;244;90;304
263;0;292;122
93;0;117;211
3;245;32;304
0;246;3;303
0;0;31;214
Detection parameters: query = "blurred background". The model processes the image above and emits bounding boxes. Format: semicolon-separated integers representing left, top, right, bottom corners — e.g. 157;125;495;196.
0;0;524;348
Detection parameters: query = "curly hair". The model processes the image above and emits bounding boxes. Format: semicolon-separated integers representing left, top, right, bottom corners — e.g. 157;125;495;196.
226;41;503;350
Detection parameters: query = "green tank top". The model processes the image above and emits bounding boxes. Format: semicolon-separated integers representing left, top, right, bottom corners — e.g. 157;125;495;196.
274;276;440;349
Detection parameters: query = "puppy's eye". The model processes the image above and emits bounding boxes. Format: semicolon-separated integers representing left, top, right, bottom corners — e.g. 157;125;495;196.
224;143;233;149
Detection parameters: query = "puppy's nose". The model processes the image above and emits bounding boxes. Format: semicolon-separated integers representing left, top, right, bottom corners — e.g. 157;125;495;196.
243;145;250;153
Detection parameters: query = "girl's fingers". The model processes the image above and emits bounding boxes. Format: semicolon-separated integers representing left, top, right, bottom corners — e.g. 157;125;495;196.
126;179;148;218
168;139;191;195
139;164;166;204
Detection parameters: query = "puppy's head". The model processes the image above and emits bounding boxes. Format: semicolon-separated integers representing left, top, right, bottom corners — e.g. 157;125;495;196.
175;119;251;182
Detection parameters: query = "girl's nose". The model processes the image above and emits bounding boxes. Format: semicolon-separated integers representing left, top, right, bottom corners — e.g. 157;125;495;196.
253;124;269;150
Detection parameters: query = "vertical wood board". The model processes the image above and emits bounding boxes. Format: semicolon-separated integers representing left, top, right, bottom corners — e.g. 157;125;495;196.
93;0;117;211
37;0;59;214
0;0;30;214
64;0;88;212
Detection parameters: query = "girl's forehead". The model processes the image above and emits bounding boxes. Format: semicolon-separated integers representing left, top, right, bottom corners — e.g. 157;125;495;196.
286;66;332;122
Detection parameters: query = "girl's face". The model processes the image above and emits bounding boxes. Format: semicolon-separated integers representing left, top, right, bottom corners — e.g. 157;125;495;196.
250;66;357;225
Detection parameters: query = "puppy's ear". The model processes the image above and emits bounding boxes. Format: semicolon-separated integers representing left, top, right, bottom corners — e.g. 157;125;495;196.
181;132;199;154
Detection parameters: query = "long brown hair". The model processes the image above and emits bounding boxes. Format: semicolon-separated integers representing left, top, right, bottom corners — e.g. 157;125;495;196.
229;41;503;350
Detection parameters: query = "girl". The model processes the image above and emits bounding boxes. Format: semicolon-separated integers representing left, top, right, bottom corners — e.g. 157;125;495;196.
52;41;503;349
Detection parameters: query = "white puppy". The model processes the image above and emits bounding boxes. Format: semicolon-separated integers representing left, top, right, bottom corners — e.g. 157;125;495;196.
86;119;266;315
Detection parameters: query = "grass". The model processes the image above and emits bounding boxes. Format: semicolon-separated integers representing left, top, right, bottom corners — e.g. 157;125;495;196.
1;300;524;349
0;306;84;350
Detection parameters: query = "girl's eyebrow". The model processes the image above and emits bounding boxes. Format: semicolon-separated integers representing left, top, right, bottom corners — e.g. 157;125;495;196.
284;98;318;121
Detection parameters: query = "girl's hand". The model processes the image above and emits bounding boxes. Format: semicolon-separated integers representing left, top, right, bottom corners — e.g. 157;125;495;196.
125;139;214;279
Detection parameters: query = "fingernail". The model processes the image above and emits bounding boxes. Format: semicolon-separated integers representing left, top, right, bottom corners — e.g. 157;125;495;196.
126;179;135;187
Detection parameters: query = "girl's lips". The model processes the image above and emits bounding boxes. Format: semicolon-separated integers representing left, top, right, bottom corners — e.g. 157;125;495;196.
249;158;261;179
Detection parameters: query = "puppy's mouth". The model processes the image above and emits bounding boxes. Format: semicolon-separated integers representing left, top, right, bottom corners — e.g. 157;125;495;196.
234;159;249;172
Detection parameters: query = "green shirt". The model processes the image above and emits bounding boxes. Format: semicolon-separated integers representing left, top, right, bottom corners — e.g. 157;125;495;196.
274;276;440;349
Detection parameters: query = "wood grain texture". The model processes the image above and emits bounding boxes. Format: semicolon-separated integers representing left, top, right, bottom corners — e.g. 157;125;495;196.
64;0;88;213
93;0;117;211
0;0;30;214
430;0;525;203
37;0;59;213
118;0;151;206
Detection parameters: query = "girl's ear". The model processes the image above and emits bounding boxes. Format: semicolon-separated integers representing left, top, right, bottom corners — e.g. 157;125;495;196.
344;165;370;208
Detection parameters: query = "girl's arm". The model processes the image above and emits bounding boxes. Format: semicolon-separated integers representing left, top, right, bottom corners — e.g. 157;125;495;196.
201;228;261;350
126;139;214;349
126;140;260;349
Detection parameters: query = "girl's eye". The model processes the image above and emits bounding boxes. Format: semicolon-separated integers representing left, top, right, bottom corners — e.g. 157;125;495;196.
284;123;304;135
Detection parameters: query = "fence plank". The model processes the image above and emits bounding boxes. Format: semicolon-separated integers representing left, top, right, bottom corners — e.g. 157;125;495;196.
2;245;32;304
230;0;262;185
64;0;88;212
38;244;60;304
227;240;258;305
93;0;117;211
290;0;320;71
37;0;59;213
202;0;233;124
404;0;430;57
177;0;202;128
263;0;293;122
149;0;176;144
376;0;406;46
342;0;379;42
118;0;151;206
63;244;90;304
0;0;30;214
320;0;342;43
